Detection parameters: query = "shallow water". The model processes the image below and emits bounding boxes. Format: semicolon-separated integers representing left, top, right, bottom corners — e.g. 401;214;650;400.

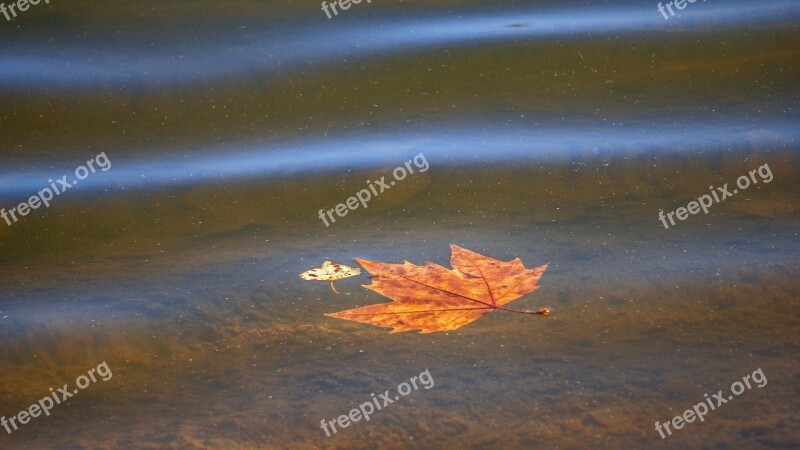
1;0;799;449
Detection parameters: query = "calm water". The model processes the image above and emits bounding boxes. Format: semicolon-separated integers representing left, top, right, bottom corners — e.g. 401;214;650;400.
1;0;799;448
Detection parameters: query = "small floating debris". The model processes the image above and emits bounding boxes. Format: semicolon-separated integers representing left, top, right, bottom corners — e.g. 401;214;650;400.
299;259;361;295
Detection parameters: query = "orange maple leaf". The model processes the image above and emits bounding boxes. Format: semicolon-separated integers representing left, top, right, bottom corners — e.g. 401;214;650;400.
325;244;549;333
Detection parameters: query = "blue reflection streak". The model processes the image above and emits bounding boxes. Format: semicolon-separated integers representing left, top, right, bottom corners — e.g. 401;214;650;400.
0;1;798;89
0;120;797;197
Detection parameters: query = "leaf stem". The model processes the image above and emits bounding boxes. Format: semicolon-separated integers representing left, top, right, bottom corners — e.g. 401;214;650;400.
495;306;549;315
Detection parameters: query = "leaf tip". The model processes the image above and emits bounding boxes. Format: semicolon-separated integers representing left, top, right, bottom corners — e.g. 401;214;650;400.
354;258;376;270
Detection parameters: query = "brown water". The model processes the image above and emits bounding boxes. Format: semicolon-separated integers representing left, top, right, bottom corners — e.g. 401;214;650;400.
1;0;799;448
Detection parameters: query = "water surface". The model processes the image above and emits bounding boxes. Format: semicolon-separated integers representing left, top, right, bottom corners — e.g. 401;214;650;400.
0;0;798;448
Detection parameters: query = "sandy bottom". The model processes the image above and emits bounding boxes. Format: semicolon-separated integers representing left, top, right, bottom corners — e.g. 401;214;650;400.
1;150;798;449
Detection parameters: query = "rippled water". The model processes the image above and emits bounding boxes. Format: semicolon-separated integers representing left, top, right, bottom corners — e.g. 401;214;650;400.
1;0;799;448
